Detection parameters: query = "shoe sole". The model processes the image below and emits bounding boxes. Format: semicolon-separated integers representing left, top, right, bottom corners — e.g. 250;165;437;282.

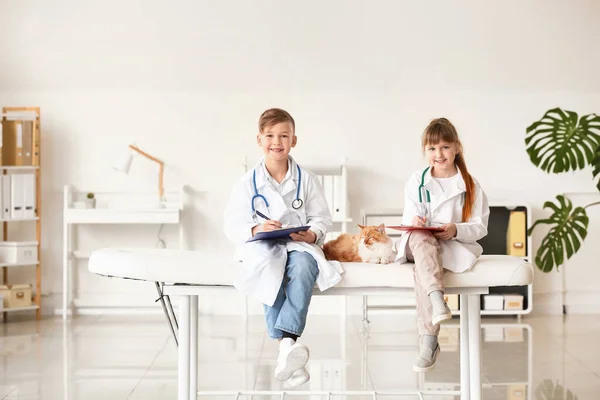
432;312;452;326
413;346;441;373
275;346;309;381
287;371;310;387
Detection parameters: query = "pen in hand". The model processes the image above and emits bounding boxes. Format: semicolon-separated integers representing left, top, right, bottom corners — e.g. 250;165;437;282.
256;210;289;227
253;210;282;235
255;210;270;221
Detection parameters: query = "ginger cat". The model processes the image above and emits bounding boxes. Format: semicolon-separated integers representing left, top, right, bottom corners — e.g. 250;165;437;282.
323;224;397;264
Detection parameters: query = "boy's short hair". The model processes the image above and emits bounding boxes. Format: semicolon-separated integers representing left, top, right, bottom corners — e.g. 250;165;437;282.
258;108;295;134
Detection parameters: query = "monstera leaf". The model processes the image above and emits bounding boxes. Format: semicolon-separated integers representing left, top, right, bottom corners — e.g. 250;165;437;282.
525;108;600;174
593;145;600;191
536;379;578;400
527;195;589;272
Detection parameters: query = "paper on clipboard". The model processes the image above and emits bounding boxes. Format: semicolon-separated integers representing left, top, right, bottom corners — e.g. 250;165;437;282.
387;225;445;232
246;225;311;243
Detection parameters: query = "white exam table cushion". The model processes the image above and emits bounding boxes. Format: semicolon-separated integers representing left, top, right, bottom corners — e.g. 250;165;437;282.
89;248;533;289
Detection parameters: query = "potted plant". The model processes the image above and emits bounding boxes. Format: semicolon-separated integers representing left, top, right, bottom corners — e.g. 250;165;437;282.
526;108;600;272
85;192;96;209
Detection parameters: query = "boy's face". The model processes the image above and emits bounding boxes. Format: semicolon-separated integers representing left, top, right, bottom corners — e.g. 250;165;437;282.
425;141;459;173
257;122;296;162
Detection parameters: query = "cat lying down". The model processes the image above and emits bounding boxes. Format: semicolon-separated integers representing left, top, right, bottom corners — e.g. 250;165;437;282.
322;224;397;264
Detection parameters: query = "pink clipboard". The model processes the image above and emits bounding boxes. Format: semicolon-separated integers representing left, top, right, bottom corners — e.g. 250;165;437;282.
387;225;445;232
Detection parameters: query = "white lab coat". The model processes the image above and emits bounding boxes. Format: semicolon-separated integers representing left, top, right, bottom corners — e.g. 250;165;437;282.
395;167;490;273
223;156;343;306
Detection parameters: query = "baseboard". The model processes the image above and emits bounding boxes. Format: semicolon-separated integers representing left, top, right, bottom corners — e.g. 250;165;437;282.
529;292;563;316
564;290;600;314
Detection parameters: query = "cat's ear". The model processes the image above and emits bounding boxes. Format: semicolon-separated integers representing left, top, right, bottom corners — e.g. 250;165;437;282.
357;224;365;230
377;223;386;234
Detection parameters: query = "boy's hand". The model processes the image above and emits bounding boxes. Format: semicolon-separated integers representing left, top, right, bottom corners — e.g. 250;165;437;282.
433;223;457;241
412;215;427;227
252;220;282;236
290;230;317;243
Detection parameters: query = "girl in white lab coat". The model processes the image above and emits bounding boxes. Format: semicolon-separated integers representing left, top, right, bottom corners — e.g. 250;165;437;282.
396;117;490;373
224;108;342;387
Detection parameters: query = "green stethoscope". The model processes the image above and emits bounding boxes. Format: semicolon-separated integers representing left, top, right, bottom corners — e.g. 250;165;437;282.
419;166;466;207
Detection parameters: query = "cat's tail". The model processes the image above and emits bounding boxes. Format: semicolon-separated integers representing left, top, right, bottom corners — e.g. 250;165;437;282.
322;242;333;260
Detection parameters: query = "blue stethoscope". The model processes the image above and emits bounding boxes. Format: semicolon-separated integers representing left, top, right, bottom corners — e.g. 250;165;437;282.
251;164;303;218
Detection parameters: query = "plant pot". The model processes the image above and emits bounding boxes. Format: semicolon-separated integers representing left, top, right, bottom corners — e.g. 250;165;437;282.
84;198;96;209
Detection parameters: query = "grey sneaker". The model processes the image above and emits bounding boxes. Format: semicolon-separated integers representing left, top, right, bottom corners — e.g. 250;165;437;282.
431;300;452;326
413;344;441;373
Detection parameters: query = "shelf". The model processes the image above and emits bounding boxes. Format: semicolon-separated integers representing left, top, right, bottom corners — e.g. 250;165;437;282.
0;262;39;268
0;166;39;170
451;309;528;316
1;305;38;313
72;251;90;259
64;208;180;224
0;217;39;222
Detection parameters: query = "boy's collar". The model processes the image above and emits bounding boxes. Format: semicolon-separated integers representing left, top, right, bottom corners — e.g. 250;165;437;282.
254;156;299;190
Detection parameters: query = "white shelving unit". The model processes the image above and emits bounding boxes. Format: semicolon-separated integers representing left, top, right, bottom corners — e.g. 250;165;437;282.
61;185;185;319
360;204;534;317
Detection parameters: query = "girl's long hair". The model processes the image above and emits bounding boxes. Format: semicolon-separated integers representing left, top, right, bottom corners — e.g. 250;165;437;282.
422;118;475;222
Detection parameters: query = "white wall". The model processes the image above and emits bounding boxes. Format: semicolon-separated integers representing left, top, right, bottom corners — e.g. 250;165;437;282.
1;0;599;315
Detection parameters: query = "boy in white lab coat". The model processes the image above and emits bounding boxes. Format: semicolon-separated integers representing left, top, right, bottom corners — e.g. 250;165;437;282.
396;117;490;373
224;108;341;387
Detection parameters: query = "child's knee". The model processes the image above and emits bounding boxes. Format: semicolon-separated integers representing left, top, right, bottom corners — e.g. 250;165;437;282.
409;231;439;248
288;252;318;278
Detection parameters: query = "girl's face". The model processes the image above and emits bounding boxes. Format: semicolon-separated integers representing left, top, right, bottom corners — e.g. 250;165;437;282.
425;141;460;174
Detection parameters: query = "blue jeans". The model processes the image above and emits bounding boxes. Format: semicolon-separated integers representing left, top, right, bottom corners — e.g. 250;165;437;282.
263;251;319;339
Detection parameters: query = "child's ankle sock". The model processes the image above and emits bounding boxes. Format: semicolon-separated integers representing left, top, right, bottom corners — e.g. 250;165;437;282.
281;330;298;342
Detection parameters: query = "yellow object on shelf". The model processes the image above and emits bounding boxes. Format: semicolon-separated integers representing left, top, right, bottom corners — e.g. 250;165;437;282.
444;294;459;310
0;120;34;166
506;211;526;257
0;284;32;308
504;294;524;310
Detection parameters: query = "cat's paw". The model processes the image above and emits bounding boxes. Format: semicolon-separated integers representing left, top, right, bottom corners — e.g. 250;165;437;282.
368;257;381;264
380;257;391;265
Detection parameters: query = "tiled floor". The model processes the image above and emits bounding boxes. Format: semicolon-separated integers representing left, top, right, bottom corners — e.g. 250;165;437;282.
0;312;599;399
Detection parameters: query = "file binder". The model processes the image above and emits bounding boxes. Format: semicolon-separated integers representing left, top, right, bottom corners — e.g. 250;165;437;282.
506;211;526;257
246;226;311;243
10;174;24;219
2;175;11;220
21;122;33;166
0;120;34;166
23;174;36;218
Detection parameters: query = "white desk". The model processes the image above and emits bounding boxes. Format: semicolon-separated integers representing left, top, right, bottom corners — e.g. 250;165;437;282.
61;185;184;319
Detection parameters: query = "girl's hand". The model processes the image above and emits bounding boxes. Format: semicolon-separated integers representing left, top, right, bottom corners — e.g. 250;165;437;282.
434;223;457;241
290;230;317;243
252;220;282;235
412;215;427;227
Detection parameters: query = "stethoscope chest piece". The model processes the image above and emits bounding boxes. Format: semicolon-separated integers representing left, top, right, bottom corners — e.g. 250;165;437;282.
292;198;303;210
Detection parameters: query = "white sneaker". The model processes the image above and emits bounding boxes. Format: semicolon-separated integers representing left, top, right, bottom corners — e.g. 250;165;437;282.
274;338;309;382
286;366;310;387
